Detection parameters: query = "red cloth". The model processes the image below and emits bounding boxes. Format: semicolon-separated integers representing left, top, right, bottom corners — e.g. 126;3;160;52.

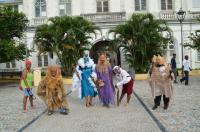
122;79;134;96
25;60;32;65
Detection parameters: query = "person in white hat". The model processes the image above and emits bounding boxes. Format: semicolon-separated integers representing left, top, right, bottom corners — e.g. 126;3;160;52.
113;66;134;106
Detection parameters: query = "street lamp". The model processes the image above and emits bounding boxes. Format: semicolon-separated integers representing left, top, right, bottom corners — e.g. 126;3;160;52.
176;8;186;75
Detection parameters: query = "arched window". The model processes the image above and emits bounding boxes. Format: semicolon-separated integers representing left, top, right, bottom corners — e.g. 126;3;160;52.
35;0;46;17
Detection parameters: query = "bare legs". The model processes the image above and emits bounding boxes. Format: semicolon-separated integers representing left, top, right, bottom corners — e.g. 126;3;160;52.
23;96;28;112
23;95;34;112
29;95;34;108
119;93;131;106
85;96;93;107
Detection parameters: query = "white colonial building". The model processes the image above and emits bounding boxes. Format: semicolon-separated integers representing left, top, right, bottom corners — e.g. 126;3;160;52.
1;0;200;72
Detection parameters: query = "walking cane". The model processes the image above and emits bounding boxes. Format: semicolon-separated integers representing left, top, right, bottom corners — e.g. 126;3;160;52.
115;86;120;106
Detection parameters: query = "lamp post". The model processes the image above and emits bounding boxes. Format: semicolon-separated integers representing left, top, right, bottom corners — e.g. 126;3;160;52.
176;8;186;75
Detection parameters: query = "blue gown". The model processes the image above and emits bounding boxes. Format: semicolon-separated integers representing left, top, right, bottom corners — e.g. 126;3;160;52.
80;67;97;99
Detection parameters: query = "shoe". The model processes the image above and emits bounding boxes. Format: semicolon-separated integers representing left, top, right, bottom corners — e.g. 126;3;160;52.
180;79;183;83
48;110;53;116
60;108;69;115
164;104;169;110
174;81;178;83
152;105;158;110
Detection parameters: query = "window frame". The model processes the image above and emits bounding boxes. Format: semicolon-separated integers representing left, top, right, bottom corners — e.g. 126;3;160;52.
197;51;200;61
161;0;173;11
43;55;48;67
35;0;47;17
59;0;71;16
135;0;147;11
38;55;42;67
96;0;109;13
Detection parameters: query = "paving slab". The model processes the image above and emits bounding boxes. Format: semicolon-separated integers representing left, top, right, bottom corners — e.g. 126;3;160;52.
134;76;200;132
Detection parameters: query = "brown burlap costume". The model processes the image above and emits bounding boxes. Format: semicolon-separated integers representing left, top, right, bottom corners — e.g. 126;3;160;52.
148;55;174;110
37;65;69;115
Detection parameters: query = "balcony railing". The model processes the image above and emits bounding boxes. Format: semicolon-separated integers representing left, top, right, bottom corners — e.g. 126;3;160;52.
29;17;48;26
81;12;126;22
159;11;200;21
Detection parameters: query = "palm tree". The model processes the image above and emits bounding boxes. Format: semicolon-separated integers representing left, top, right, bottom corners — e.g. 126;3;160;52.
34;16;99;75
110;13;171;73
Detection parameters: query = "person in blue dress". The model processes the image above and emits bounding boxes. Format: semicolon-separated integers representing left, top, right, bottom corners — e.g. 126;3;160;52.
76;50;97;107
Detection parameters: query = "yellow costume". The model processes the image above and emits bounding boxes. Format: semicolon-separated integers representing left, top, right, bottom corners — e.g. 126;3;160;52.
37;65;69;115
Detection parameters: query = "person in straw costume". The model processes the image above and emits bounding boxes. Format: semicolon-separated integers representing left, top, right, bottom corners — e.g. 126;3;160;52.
37;65;69;115
148;55;174;110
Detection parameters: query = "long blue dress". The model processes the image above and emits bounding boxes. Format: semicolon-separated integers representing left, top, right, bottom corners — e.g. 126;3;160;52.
80;67;97;99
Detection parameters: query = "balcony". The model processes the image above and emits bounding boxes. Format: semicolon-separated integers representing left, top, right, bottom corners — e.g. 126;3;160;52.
81;12;126;23
29;17;48;27
159;11;200;21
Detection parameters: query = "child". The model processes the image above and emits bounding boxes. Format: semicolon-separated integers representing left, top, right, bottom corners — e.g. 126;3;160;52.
20;60;34;113
113;66;134;106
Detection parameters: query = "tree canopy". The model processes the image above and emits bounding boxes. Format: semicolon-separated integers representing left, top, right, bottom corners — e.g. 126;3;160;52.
0;7;28;63
110;13;171;72
34;16;99;75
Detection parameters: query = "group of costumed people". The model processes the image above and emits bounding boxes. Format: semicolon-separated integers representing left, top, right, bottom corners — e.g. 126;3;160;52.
72;50;134;108
19;51;173;116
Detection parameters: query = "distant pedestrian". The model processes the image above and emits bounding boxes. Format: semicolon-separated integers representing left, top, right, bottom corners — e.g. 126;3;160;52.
180;55;191;85
171;53;177;83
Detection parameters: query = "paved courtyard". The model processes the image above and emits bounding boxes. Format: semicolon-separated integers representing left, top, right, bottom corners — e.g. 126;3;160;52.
0;76;200;132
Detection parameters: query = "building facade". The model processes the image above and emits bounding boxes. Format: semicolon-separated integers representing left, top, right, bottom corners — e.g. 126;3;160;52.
1;0;200;72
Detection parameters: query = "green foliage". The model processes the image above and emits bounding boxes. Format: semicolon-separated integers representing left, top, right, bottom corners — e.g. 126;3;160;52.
110;13;171;73
185;17;200;51
187;31;200;51
34;16;99;75
0;7;28;63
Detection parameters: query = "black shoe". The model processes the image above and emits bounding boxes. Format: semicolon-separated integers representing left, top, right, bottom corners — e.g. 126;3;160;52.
180;79;183;83
164;104;169;110
152;105;158;110
174;81;178;83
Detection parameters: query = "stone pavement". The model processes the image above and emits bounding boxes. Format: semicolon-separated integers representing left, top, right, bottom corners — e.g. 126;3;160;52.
0;84;45;132
134;76;200;132
0;77;200;132
25;89;160;132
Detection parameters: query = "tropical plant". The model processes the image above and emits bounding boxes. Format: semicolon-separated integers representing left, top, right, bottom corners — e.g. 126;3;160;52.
34;16;99;75
110;13;171;73
0;6;28;63
185;18;200;51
